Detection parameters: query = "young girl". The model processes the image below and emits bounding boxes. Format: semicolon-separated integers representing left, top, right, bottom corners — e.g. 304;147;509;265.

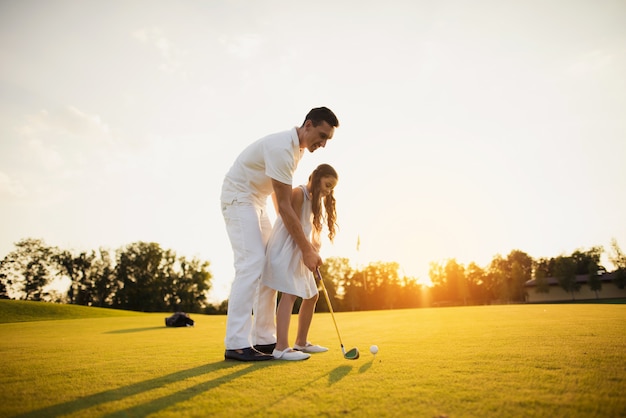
261;164;339;360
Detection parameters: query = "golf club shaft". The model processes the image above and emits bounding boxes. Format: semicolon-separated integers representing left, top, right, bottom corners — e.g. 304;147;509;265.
316;268;346;353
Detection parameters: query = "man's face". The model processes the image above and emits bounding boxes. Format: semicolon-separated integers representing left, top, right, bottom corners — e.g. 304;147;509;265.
303;120;334;153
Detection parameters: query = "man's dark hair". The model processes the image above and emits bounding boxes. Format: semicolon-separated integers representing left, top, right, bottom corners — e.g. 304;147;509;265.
302;107;339;128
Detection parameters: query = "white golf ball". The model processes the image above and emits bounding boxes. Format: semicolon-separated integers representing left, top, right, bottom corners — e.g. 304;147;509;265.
370;345;379;355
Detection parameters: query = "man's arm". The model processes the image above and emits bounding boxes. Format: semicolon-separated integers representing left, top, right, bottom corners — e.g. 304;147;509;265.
271;178;322;271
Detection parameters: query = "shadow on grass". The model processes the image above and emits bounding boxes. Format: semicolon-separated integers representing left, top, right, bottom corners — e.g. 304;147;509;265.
251;364;353;415
359;359;373;373
104;327;167;334
14;360;272;418
329;365;352;384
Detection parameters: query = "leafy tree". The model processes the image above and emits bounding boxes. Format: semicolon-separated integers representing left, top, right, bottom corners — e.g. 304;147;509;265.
90;249;117;307
0;238;56;301
158;249;179;310
320;257;353;312
113;242;170;311
445;259;466;305
533;259;550;294
205;299;228;315
55;250;95;305
464;262;486;304
608;238;626;289
54;250;77;303
328;258;360;312
330;259;425;311
488;255;509;303
111;242;212;312
365;261;401;310
608;239;626;269
428;259;468;306
587;260;602;299
168;256;212;312
1;238;212;312
511;262;526;302
400;275;425;308
570;247;604;274
428;261;447;303
350;261;427;310
507;250;533;302
0;266;8;299
554;256;579;299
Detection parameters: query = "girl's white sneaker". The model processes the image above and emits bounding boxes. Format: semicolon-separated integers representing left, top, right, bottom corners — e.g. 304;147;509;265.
293;342;329;353
272;348;311;361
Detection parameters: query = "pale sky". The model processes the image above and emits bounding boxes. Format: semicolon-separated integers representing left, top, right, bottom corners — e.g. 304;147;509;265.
1;0;625;302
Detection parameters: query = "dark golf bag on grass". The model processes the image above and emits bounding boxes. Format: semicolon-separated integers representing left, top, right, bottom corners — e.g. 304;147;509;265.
165;312;194;327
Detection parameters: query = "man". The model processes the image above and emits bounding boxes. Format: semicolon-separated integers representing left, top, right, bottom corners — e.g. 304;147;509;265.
220;107;339;361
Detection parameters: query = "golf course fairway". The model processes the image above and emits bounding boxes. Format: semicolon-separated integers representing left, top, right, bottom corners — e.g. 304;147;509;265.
1;300;624;417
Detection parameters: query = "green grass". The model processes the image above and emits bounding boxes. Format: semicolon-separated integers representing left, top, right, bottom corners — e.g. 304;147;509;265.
0;299;142;323
1;301;625;417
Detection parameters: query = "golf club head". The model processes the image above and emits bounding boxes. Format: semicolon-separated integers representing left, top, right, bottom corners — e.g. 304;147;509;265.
344;347;360;360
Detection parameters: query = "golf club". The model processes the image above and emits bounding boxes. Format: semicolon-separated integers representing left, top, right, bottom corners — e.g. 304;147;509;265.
315;268;360;360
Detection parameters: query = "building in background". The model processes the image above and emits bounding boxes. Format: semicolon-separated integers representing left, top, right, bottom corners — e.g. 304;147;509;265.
525;272;626;303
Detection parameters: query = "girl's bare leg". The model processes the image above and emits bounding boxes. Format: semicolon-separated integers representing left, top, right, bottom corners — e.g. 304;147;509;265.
275;293;297;351
295;293;319;347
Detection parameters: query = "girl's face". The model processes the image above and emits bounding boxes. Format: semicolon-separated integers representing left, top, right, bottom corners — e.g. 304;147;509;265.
319;175;338;197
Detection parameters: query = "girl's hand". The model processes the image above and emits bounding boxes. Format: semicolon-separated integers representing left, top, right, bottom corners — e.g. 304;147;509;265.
303;247;322;272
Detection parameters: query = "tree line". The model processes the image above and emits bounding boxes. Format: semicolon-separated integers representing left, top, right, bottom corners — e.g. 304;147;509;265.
0;238;214;313
426;241;626;306
315;240;625;311
1;237;625;313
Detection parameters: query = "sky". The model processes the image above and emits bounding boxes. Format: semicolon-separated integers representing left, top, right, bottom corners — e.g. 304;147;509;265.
1;0;625;302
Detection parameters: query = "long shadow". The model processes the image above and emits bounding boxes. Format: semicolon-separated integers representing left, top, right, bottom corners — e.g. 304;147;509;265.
328;365;352;384
14;361;269;418
105;361;276;418
104;327;166;334
359;359;374;373
251;364;353;415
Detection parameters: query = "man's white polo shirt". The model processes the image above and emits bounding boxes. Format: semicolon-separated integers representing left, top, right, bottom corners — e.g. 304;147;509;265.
221;127;304;207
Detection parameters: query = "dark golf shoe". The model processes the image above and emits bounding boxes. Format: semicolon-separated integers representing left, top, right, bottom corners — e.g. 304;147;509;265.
224;347;274;361
253;343;276;355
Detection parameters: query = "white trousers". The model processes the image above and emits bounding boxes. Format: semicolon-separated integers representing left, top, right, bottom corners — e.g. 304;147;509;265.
221;200;277;350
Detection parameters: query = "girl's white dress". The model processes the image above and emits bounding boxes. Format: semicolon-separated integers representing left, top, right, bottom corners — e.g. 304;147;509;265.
261;185;318;299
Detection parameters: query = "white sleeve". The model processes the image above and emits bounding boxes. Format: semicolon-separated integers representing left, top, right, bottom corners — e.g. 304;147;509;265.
264;136;295;185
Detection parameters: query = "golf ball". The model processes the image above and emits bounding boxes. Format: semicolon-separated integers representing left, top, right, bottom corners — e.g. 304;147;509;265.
370;345;379;354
